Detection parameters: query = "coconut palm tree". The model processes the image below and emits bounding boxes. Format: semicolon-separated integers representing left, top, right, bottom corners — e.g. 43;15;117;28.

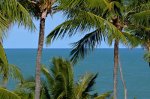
46;0;126;99
124;0;150;66
46;0;150;98
0;0;34;88
126;25;150;66
0;0;34;37
15;57;112;99
17;1;56;98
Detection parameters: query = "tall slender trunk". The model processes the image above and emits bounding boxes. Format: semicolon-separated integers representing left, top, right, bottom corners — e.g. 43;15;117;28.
113;40;119;99
35;10;47;99
119;58;127;99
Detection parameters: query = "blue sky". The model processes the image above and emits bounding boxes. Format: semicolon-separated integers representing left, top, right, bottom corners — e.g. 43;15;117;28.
3;13;126;48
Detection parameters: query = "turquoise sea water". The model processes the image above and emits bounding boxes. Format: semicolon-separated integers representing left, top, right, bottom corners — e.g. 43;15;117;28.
5;48;150;99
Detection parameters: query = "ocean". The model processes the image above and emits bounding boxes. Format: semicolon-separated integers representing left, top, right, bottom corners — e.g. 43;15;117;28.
5;48;150;99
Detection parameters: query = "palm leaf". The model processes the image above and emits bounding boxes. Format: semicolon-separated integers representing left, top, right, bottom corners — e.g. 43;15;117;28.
0;87;21;99
0;43;8;86
46;9;127;45
144;52;150;66
41;65;54;88
0;0;35;40
74;73;97;98
130;10;150;27
0;0;35;29
94;91;112;99
70;29;103;64
8;64;23;82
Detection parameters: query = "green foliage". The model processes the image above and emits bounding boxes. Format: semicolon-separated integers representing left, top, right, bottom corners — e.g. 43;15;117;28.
94;91;112;99
46;0;150;64
46;0;132;63
15;57;111;99
18;0;56;19
0;43;23;87
144;52;150;65
0;43;8;66
42;57;74;99
41;57;112;99
0;87;21;99
0;43;8;85
0;0;35;38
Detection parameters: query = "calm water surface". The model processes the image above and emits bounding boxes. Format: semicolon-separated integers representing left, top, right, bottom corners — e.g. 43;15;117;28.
5;48;150;99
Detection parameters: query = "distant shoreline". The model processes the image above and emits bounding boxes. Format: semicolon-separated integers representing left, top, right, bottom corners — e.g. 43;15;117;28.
4;48;142;50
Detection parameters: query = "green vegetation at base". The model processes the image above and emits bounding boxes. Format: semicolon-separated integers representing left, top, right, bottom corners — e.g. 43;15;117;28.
0;57;112;99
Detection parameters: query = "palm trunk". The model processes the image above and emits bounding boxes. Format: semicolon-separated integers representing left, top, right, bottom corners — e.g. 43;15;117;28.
119;58;127;99
113;40;119;99
35;10;47;99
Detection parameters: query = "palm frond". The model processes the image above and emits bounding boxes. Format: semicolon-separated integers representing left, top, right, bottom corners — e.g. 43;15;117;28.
0;87;21;99
130;10;150;27
46;9;127;45
144;52;150;66
42;57;74;99
0;14;9;39
0;0;35;41
122;32;142;48
94;91;112;99
41;65;54;88
0;43;9;86
0;0;35;33
40;83;51;99
70;29;103;64
0;43;8;67
17;81;35;91
8;64;23;82
74;73;97;98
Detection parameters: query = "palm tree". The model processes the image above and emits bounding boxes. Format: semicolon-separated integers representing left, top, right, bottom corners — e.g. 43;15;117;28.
0;0;34;88
46;0;150;98
17;1;56;98
0;0;34;37
15;57;112;99
46;0;126;99
126;25;150;66
124;0;150;66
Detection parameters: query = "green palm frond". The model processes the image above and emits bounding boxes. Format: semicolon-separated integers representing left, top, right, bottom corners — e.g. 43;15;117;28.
8;64;23;82
46;9;126;45
0;14;9;39
46;19;84;44
52;58;74;99
17;81;35;91
0;0;35;28
122;32;142;48
0;87;21;99
41;65;54;88
0;43;9;86
94;91;112;99
130;10;150;27
124;23;150;48
74;73;97;98
144;52;150;66
0;64;23;87
0;43;8;67
15;78;35;99
0;0;35;40
70;29;103;64
15;90;34;99
40;83;51;99
42;57;74;99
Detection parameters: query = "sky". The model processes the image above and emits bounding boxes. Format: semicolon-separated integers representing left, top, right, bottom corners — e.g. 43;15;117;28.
3;13;126;49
